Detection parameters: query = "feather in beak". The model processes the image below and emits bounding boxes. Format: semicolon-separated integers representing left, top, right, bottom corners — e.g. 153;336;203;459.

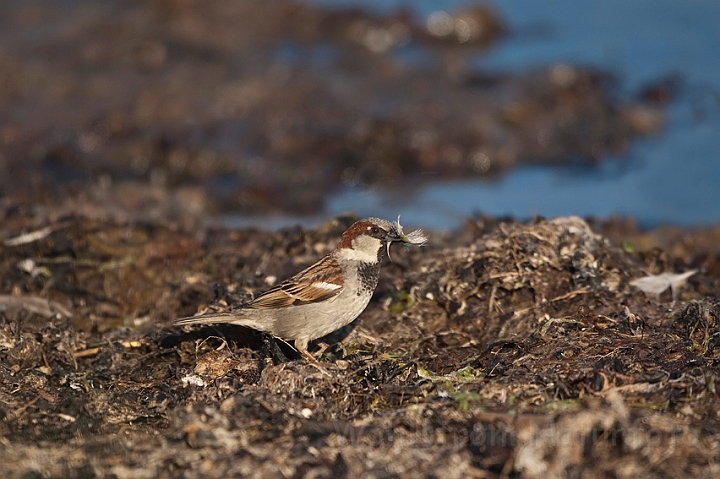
385;215;428;262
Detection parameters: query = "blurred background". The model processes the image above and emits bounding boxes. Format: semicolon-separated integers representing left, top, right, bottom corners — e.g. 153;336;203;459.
1;0;718;230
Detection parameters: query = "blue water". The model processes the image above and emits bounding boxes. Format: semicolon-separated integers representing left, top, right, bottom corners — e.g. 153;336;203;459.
229;0;720;231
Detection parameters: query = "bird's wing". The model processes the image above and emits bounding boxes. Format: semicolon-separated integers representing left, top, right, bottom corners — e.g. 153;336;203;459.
247;255;344;309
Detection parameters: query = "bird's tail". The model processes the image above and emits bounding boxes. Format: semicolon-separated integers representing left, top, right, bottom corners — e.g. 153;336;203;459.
173;311;237;326
173;311;272;334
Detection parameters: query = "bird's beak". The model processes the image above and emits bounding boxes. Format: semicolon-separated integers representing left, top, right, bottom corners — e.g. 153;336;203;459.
385;216;428;262
384;228;405;262
386;228;403;243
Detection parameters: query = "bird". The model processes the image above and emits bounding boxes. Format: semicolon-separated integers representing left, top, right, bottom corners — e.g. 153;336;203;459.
173;217;426;359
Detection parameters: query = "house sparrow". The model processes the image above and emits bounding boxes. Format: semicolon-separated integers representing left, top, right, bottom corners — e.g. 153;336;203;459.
174;217;426;359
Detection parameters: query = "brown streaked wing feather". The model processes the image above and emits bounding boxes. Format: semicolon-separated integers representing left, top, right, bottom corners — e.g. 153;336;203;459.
247;255;343;309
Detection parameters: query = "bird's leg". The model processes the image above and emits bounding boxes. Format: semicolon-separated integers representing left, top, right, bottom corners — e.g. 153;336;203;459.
296;340;331;361
300;348;320;363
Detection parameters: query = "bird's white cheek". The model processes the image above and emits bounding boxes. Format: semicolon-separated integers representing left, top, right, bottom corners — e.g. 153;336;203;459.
338;236;381;263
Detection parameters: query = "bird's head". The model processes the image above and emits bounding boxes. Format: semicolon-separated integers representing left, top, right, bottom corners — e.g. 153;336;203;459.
336;217;426;263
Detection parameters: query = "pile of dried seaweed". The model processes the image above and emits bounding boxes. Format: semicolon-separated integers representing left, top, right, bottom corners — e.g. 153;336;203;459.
1;212;718;478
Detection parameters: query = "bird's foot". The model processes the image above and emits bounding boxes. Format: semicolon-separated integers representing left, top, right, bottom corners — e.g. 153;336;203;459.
298;348;331;376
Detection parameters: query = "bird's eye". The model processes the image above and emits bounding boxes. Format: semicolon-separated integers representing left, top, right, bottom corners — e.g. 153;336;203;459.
369;226;381;235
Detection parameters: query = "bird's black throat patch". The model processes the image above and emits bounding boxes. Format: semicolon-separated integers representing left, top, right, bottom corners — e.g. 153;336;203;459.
357;262;381;295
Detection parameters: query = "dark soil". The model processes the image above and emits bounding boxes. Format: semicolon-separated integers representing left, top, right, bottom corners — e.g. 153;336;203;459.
1;210;719;478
